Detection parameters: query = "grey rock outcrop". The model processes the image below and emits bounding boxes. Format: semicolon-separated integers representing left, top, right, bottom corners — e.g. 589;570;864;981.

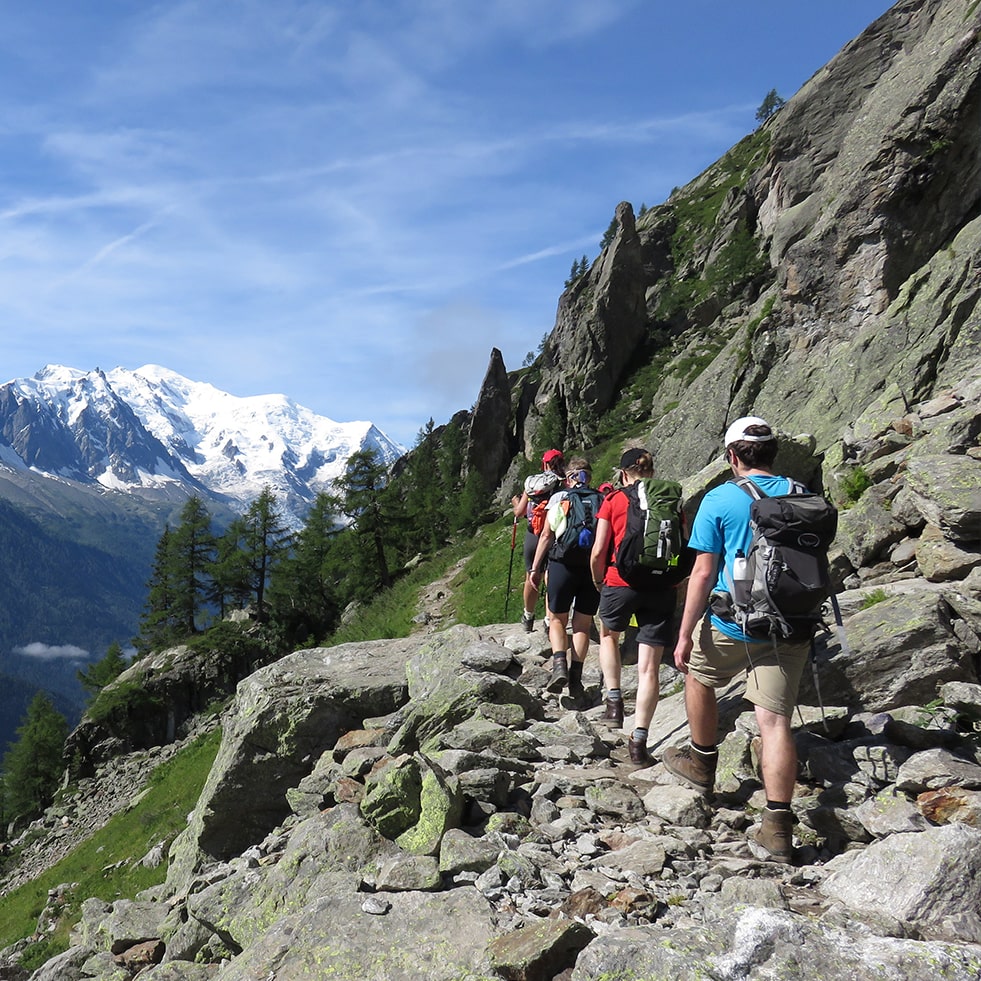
504;0;979;486
12;574;978;980
466;347;515;493
166;637;413;896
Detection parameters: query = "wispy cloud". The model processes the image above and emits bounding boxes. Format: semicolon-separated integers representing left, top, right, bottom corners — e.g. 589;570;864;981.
0;0;895;444
13;642;89;662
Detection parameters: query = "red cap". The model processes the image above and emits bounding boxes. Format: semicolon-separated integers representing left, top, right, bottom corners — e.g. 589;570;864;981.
542;449;563;466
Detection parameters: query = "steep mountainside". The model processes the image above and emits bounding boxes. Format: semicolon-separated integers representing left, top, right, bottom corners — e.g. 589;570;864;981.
469;0;979;491
2;3;981;979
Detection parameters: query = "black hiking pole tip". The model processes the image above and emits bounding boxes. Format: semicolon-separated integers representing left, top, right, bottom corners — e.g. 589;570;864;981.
504;516;518;619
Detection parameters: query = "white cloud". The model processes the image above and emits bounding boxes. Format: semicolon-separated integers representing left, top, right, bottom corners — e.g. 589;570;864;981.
13;642;89;662
0;0;895;447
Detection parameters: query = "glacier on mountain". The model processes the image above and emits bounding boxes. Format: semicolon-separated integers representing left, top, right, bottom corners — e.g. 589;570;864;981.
0;364;405;526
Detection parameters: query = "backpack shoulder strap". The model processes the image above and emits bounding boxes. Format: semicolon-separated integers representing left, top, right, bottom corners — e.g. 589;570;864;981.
729;476;767;500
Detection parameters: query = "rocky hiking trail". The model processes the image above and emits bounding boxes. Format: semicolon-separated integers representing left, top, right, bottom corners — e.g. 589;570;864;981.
7;592;981;981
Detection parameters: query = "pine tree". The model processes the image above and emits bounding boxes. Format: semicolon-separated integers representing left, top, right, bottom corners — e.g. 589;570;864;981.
456;468;490;533
336;450;393;592
77;641;128;698
137;526;181;653
170;496;215;635
401;420;444;553
600;216;618;250
436;420;468;534
756;88;786;124
2;692;68;822
208;517;253;619
242;487;292;622
268;492;342;643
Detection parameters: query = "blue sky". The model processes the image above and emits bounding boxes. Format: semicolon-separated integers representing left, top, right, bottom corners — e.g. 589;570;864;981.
1;0;895;448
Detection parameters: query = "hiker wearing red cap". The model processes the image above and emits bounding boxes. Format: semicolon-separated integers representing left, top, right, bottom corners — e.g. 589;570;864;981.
511;449;566;632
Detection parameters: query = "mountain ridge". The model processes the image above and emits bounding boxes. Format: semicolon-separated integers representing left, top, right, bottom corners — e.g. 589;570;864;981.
1;364;405;527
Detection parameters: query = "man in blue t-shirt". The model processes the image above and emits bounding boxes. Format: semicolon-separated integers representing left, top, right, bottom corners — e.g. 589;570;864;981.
663;416;811;863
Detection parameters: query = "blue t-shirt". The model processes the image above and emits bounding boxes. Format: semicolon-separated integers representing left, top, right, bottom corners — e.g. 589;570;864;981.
688;475;796;642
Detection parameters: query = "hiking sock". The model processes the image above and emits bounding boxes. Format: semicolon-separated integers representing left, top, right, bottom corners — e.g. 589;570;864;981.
767;800;792;811
692;741;718;756
607;688;623;703
631;727;649;745
568;660;584;685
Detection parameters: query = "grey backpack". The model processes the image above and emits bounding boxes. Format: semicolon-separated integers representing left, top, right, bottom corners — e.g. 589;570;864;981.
727;477;839;640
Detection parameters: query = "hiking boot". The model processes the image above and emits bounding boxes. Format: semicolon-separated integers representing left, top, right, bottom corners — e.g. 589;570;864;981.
662;744;717;796
751;807;794;863
601;697;624;728
521;611;534;633
628;736;654;767
546;656;568;692
567;674;585;701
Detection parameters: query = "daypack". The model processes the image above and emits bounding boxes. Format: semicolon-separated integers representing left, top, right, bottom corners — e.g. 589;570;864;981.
614;479;691;586
525;472;561;535
549;486;603;566
529;499;549;536
727;477;839;640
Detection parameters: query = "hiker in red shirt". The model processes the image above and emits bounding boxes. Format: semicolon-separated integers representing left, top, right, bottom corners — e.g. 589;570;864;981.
590;448;679;766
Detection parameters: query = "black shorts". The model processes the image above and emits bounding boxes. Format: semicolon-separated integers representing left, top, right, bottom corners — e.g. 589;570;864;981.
598;584;676;647
546;560;600;617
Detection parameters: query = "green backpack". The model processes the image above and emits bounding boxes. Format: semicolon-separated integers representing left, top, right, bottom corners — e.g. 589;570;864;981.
614;479;690;585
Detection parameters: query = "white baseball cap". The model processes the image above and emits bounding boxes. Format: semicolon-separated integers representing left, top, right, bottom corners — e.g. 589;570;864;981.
724;416;775;447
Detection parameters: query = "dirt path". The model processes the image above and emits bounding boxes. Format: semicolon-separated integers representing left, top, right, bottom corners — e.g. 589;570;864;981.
411;555;472;632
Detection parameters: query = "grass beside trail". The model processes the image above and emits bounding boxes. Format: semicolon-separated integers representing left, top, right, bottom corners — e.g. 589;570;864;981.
326;514;520;646
0;728;221;968
450;514;523;627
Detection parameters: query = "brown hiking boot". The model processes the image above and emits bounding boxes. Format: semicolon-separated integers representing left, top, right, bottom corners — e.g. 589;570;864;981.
546;656;568;693
628;736;654;767
601;697;624;728
662;744;717;796
751;807;794;863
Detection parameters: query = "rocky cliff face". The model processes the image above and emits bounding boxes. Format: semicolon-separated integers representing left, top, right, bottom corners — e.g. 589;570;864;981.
487;0;978;488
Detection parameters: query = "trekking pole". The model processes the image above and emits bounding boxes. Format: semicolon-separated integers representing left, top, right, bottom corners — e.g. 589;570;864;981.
504;515;519;619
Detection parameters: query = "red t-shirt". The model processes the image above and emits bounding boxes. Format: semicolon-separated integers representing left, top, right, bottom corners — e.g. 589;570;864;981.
597;491;631;588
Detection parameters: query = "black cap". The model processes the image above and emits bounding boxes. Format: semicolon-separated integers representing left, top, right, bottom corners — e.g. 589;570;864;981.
619;448;647;470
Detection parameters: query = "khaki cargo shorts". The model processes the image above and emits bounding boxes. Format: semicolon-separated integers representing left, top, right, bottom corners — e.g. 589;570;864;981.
687;618;810;717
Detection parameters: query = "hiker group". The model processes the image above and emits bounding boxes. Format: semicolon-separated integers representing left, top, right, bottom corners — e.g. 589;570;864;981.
509;417;838;863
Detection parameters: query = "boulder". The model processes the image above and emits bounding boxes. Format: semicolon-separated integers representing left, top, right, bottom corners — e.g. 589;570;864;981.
800;590;978;712
904;455;981;543
213;887;499;981
571;906;981;980
821;824;981;943
165;638;413;895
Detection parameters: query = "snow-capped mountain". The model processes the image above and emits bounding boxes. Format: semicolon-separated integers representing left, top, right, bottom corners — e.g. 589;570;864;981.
0;364;404;526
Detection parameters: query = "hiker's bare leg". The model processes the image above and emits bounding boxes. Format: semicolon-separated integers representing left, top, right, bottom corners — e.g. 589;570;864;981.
523;573;540;615
755;705;797;802
684;673;718;747
569;610;592;663
549;610;570;656
634;643;663;730
598;624;621;690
